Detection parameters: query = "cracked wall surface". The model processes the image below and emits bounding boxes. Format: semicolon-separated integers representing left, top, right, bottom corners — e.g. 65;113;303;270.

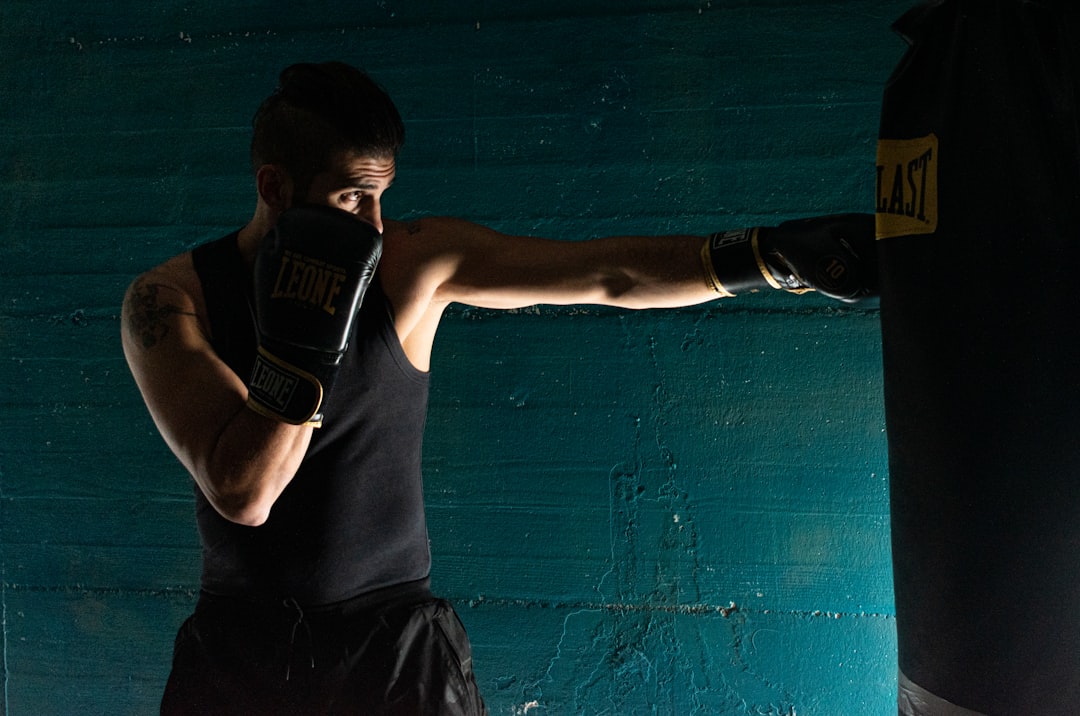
1;1;909;713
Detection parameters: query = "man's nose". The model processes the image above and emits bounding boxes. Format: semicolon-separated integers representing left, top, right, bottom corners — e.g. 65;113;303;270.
360;198;383;234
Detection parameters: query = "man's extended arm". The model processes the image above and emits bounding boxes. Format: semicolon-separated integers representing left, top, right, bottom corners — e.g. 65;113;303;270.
380;213;875;325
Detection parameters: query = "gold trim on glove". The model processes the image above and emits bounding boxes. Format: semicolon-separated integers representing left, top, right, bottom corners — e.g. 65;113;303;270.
750;228;784;291
700;239;736;298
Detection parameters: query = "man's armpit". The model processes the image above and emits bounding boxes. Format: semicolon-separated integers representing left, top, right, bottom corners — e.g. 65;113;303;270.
124;278;197;349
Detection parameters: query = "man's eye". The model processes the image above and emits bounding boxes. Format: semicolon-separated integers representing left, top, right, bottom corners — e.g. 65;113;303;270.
342;191;363;203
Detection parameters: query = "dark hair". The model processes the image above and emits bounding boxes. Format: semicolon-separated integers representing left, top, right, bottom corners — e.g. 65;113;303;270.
250;62;405;194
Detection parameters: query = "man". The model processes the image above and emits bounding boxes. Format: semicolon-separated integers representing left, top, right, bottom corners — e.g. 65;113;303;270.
121;61;875;715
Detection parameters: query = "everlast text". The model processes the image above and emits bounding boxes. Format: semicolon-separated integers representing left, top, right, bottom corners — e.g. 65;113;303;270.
876;134;939;239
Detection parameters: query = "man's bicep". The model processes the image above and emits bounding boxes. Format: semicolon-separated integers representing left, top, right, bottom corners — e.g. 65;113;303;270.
409;218;602;308
121;275;247;477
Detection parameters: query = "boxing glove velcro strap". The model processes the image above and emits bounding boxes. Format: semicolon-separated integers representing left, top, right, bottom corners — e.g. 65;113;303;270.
702;227;787;297
245;345;330;427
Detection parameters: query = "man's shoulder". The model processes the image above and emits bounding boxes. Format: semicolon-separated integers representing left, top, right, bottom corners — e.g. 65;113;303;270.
124;250;204;314
131;230;244;295
379;216;482;293
380;215;496;268
383;215;486;242
136;250;198;288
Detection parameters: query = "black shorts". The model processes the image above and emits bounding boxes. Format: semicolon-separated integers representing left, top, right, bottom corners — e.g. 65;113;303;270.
161;581;487;716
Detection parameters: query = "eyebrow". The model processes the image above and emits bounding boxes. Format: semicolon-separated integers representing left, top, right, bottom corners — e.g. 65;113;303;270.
341;174;394;190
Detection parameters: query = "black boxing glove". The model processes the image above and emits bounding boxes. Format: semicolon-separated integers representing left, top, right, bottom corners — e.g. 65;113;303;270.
701;213;877;303
246;205;382;426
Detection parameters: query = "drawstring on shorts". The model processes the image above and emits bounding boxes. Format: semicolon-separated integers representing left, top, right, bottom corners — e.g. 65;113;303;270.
283;597;315;680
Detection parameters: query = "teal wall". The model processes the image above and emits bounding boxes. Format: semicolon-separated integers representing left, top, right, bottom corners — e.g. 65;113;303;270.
2;2;911;714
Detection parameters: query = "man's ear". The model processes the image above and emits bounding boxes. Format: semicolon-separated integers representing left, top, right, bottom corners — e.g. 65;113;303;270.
255;165;293;212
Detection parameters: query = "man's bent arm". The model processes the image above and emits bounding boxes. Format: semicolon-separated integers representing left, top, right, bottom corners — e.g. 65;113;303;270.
121;263;311;526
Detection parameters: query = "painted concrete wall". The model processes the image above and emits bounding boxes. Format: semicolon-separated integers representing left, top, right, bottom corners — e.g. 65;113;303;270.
2;1;911;713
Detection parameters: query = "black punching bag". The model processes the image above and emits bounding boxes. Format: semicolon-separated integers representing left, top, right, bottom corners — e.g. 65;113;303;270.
877;1;1080;714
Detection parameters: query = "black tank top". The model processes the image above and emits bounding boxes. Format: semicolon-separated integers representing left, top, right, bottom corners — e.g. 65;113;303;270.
191;231;432;606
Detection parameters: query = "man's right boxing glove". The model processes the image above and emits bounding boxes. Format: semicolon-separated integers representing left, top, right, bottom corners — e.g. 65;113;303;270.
701;213;877;303
246;205;382;427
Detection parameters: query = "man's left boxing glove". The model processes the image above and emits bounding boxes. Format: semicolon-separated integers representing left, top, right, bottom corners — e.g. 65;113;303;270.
246;205;382;427
702;213;877;303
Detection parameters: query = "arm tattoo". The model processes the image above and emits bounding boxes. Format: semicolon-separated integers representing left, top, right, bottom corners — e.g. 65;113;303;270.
125;278;196;349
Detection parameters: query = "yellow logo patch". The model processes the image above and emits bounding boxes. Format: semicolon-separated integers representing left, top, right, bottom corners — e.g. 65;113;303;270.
876;134;939;239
